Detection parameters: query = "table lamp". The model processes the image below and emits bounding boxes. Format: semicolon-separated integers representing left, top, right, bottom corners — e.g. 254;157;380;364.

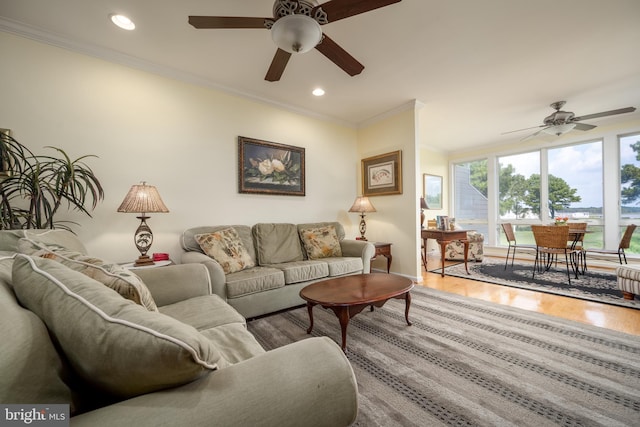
117;182;169;266
420;197;429;228
348;196;376;240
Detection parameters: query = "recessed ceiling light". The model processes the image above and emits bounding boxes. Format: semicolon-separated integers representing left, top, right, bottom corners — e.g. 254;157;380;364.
312;88;325;97
110;14;135;31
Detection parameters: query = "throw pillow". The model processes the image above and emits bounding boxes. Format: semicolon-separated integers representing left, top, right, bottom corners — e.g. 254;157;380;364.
11;255;224;400
195;227;255;274
299;226;342;259
18;238;158;312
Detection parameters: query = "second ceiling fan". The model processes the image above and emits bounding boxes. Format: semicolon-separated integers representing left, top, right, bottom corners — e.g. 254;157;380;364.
189;0;402;82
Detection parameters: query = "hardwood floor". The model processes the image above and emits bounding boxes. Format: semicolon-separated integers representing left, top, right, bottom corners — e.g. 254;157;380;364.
419;255;640;336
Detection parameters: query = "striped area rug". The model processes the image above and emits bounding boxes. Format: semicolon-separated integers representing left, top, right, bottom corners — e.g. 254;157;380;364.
247;286;640;426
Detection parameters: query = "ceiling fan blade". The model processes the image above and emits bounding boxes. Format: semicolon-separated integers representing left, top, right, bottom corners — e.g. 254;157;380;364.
521;128;548;141
501;125;545;135
315;35;364;76
265;49;292;82
314;0;402;23
573;122;597;131
188;16;269;29
573;107;636;122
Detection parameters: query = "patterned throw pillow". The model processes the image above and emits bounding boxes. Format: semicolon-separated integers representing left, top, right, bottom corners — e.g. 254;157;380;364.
195;227;255;274
18;238;158;312
299;226;342;259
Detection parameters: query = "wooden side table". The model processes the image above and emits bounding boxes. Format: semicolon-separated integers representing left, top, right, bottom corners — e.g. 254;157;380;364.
121;260;173;270
421;229;471;277
372;242;392;273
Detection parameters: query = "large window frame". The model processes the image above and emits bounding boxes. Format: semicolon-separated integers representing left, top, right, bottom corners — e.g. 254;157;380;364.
451;131;638;255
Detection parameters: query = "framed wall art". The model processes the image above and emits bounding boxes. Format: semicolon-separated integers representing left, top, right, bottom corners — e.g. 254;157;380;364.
423;174;442;209
238;136;305;196
0;128;12;177
361;150;402;196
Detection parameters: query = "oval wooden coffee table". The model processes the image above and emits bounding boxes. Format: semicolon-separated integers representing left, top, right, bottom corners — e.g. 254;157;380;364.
299;273;413;351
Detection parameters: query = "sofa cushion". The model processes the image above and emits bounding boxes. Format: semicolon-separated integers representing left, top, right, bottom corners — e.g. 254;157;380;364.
253;223;304;265
0;256;74;409
299;225;343;259
0;229;88;254
264;260;329;284
323;257;364;276
12;255;223;400
159;294;246;331
18;238;158;311
225;266;285;299
195;228;255;274
200;323;266;364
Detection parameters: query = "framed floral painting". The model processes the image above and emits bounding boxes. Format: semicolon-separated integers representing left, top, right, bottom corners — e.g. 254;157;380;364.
238;136;305;196
361;150;402;196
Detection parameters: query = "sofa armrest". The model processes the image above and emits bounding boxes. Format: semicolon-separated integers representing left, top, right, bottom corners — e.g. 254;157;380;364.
181;251;228;299
340;239;375;273
70;337;358;427
134;263;211;307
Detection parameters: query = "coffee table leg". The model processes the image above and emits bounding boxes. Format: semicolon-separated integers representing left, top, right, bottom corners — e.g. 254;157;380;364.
334;307;350;352
305;302;315;334
404;292;412;326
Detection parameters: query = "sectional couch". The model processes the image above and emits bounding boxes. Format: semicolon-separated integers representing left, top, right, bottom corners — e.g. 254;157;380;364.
0;229;358;426
181;222;376;318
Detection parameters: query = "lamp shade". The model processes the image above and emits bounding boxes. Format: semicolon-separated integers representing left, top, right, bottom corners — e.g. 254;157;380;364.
271;14;323;54
348;196;376;213
420;197;429;210
542;123;576;136
117;182;169;214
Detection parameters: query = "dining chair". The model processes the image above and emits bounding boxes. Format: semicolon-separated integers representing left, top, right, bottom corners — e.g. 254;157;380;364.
568;222;587;272
584;224;636;265
531;225;580;284
501;223;536;269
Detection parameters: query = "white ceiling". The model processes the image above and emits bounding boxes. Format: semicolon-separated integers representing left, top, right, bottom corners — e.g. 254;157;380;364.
1;0;639;152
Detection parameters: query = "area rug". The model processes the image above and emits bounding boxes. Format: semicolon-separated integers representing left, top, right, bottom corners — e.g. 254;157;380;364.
435;257;639;310
247;286;640;426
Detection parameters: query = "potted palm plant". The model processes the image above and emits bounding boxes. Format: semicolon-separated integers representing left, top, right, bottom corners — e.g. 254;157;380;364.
0;130;104;230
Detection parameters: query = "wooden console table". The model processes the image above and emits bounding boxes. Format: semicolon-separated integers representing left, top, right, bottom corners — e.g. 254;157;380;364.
422;229;471;277
372;242;392;273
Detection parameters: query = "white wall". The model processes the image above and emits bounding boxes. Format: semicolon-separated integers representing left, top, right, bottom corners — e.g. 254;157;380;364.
0;32;362;262
357;104;421;280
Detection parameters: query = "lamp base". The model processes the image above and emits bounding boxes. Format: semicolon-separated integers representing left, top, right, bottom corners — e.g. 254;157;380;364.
134;255;155;267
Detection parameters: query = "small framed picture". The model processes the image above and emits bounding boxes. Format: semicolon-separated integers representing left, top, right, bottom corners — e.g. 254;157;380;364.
361;150;402;196
238;136;305;196
423;174;442;209
0;128;12;177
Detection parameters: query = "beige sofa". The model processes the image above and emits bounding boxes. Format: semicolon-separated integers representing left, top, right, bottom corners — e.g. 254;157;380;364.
181;222;375;318
0;230;357;426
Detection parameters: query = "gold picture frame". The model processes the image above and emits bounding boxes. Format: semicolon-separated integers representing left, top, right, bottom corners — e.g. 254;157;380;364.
361;150;402;196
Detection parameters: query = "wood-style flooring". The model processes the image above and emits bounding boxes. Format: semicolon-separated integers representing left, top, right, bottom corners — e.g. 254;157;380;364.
419;255;640;336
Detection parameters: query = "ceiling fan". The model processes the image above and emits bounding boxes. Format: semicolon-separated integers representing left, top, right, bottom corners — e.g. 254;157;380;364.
503;101;636;140
188;0;402;82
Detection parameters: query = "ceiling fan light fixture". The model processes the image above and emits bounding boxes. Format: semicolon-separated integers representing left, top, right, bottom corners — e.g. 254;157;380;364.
542;123;576;136
271;14;322;54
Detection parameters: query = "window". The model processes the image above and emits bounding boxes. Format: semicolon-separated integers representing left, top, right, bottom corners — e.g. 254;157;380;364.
620;133;640;253
548;141;603;248
453;159;488;237
498;152;540;220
